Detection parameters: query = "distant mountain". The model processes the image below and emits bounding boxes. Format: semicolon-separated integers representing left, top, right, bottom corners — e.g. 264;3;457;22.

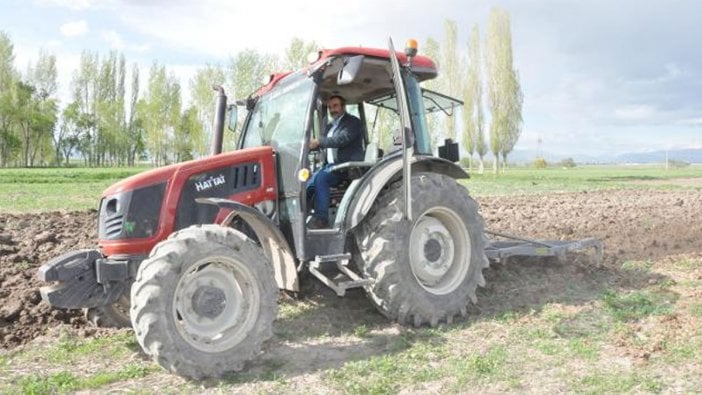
467;148;702;165
616;148;702;164
504;149;614;165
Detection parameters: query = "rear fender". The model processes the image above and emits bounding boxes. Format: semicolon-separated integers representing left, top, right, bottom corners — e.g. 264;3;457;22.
196;197;299;292
338;155;469;230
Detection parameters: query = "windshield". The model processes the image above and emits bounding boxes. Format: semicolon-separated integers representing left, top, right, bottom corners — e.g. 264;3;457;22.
241;74;314;151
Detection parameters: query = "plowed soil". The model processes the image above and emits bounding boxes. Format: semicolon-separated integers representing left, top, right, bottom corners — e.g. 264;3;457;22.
1;189;701;349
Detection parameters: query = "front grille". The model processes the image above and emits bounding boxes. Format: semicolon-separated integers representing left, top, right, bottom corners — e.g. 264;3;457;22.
103;215;124;239
99;182;166;240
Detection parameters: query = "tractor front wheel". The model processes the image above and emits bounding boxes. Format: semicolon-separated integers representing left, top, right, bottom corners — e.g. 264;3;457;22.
130;225;277;379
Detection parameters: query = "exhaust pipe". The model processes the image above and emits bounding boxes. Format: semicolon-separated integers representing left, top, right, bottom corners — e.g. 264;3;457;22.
211;85;227;156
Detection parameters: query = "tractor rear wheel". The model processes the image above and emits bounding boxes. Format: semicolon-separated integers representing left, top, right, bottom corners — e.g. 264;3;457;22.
354;173;489;327
130;225;277;379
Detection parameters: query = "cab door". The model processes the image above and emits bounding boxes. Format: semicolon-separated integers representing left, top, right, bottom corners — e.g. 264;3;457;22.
388;37;414;221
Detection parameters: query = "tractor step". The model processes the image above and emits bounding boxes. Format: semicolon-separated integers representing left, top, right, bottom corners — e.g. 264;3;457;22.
308;253;372;296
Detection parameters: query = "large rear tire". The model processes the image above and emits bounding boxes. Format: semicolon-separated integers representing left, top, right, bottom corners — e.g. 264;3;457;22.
130;225;277;379
354;173;489;327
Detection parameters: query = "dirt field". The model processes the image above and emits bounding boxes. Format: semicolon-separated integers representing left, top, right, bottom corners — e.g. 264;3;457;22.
1;189;701;350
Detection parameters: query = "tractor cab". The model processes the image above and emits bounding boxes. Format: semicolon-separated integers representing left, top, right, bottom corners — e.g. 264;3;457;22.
232;41;464;265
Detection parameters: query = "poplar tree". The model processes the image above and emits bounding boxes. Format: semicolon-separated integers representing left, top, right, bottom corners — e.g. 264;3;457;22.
463;24;487;173
485;7;523;174
441;19;460;140
423;36;442;150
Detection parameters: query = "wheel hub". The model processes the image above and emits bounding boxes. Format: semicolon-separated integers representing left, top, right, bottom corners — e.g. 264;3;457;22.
173;258;260;352
409;207;471;295
191;286;226;319
424;238;442;262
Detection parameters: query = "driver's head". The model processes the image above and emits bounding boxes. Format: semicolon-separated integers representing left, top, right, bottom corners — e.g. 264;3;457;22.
327;95;346;120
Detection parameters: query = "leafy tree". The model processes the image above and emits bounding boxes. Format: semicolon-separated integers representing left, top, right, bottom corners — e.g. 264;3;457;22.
26;51;59;167
0;31;19;166
227;49;275;150
463;24;487;174
423;36;442;150
57;102;81;165
532;157;547;169
190;64;226;157
142;62;181;166
559;157;577;168
174;106;203;162
441;19;461;140
125;63;143;166
485;7;523;174
228;49;275;100
71;51;99;165
283;38;318;70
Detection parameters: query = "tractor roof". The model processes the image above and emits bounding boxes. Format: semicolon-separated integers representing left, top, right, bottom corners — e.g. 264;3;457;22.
253;46;438;99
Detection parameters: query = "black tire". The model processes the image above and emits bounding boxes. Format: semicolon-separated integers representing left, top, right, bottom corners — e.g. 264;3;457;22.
130;225;277;379
354;173;489;327
85;293;131;328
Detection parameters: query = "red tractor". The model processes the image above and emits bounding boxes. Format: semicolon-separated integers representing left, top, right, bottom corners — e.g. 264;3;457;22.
38;38;600;379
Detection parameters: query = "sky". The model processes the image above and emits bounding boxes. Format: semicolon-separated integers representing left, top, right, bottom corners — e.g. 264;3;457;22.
1;0;701;158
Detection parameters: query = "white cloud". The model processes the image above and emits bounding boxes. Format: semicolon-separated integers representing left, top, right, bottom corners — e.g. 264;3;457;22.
132;43;151;53
101;30;125;50
614;105;657;122
60;20;88;38
35;0;97;11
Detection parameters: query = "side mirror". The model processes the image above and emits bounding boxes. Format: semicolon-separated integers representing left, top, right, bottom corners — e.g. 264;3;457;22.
337;55;364;85
227;104;238;132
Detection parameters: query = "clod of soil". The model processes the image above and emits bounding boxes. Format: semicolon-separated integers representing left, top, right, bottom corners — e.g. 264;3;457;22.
1;189;701;349
0;210;97;348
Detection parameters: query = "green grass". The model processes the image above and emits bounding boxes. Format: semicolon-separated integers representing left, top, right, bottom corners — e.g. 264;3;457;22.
16;363;154;394
461;164;702;196
0;166;146;213
602;289;678;322
4;330;138;370
574;371;662;394
43;330;137;364
1;164;700;213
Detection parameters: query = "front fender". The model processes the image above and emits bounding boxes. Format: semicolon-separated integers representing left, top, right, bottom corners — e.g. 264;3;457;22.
196;197;299;292
339;155;469;230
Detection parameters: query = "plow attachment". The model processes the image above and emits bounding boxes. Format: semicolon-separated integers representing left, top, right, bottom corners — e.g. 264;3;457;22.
484;230;603;265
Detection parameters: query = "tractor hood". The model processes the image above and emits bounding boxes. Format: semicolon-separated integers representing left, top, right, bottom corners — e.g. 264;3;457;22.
96;145;277;257
102;146;274;197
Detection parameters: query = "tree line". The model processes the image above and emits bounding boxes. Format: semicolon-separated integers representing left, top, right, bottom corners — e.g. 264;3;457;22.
432;7;523;174
0;7;520;173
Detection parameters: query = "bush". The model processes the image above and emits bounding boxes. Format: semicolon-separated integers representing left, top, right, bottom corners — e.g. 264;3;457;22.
559;157;577;168
459;157;471;169
668;159;690;168
532;158;548;169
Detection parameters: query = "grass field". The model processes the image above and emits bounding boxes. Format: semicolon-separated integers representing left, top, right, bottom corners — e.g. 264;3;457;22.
0;167;147;213
463;164;702;196
1;163;700;213
1;256;701;393
1;163;701;393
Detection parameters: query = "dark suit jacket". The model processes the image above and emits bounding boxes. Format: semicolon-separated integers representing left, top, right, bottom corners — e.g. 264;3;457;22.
319;113;365;164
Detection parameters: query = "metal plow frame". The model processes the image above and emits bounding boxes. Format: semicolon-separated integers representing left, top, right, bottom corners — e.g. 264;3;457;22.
484;230;603;265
